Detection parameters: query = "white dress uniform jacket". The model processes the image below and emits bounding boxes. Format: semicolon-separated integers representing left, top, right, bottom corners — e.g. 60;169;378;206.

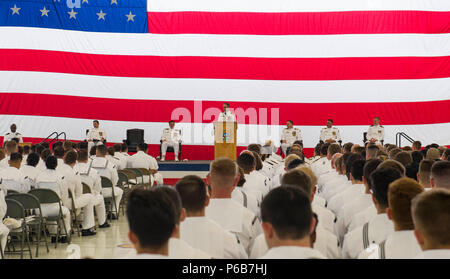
206;198;262;255
243;171;268;199
231;187;260;218
280;127;302;154
91;157;123;212
113;152;128;170
320;127;341;142
334;194;373;241
358;230;421;259
259;246;326;259
217;110;236;122
0;190;9;258
347;205;377;233
20;165;42;190
0;166;30;193
367;125;385;144
86;128;106;142
4;132;23;143
327;183;365;214
180;216;247;259
127;151;162;185
161;128;182;158
414;249;450;259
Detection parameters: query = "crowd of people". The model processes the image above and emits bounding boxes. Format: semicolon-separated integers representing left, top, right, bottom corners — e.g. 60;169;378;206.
0;136;449;259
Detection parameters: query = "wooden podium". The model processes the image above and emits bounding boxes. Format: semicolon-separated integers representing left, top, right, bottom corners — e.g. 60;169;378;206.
214;121;237;160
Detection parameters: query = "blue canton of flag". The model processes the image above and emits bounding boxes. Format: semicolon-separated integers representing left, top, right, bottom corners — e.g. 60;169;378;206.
0;0;148;33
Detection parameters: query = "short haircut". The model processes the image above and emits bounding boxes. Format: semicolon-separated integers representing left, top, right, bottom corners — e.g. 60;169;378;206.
137;143;148;152
418;159;434;186
153;186;182;224
287;120;293;124
350;159;365;181
113;143;122;152
284;154;300;168
96;144;107;156
388;178;424;230
366;145;380;159
77;141;88;151
431;161;450;189
53;146;65;158
52;141;63;151
45;155;58;170
23;145;30;154
389;148;402;159
175;175;207;213
412;141;422;150
107;147;115;156
411;189;450;247
209;158;237;187
40;149;51;161
343;142;353;153
26;153;40;167
30;144;37;153
370;168;402;209
286;158;304;170
42;142;50;149
426;148;440;160
353;146;365;155
298;167;317;187
345;153;364;178
405;163;419;182
223;102;230;107
63;141;73;150
261;186;312;240
64;150;78;165
314;143;323;155
237;167;246;187
9;152;22;162
334;156;345;173
90;145;97;156
378;159;406;177
327;143;341;157
411;151;423;164
5;140;17;154
169;120;175;124
363;159;382;188
126;188;176;249
394;151;413;167
402;146;413;151
77;150;89;162
320;143;330;156
327;119;333;123
237;152;255;173
251;151;263;171
281;169;313;196
247;144;261;155
93;120;99;124
121;143;128;152
35;144;44;155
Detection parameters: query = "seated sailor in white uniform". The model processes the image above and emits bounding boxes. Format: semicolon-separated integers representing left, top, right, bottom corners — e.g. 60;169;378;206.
320;119;341;144
161;120;181;162
280;120;302;156
4;123;23;144
86;120;106;153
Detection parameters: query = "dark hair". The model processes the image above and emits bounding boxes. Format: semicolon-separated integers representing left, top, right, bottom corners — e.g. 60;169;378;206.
30;144;37;153
405;163;420;181
286;159;304;171
41;142;50;149
36;144;45;155
169;120;175;124
77;150;88;162
237;167;246;187
411;151;423;164
138;143;148;152
370;168;402;208
121;143;128;152
314;143;323;156
26;153;40;167
153;186;182;224
247;144;261;155
261;186;312;240
64;150;78;165
90;145;97;156
327;119;333;123
77;141;88;151
363;159;382;188
350;159;366;181
53;146;65;158
40;149;51;161
343;142;354;153
287;120;293;124
320;143;330;156
126;188;176;249
237;153;256;173
394;151;412;167
96;144;107;156
223;102;230;107
93;120;99;124
113;143;122;152
281;170;312;196
345;153;364;178
9;152;22;162
107;147;115;156
251;151;263;171
431;161;450;189
412;141;422;150
45;155;58;170
63;141;73;151
175;175;207;213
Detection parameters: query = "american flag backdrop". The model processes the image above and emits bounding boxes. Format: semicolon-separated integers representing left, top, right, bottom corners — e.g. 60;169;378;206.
0;0;449;159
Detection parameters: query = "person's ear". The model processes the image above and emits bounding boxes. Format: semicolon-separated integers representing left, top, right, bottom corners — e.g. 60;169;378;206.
309;217;317;235
386;207;393;220
261;222;274;239
371;193;378;206
413;229;425;247
171;224;179;238
206;173;211;186
205;194;210;207
349;173;355;181
310;186;316;202
430;177;435;188
233;172;240;187
128;231;138;246
180;208;186;222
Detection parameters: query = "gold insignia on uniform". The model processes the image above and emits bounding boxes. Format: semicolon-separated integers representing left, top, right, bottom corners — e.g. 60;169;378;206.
332;132;336;136
292;131;296;136
99;132;103;136
378;130;381;134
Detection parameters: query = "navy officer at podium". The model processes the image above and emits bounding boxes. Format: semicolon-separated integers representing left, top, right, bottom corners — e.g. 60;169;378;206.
218;103;236;122
161;120;181;162
86;120;106;153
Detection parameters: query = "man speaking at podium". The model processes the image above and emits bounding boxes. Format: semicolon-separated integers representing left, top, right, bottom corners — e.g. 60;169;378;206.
86;120;106;153
218;103;236;122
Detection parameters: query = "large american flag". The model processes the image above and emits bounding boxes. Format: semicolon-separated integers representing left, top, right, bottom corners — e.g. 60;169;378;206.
0;0;449;159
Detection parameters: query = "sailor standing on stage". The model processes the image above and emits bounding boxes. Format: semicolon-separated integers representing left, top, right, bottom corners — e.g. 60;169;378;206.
4;124;23;144
218;103;236;122
86;120;106;153
280;120;302;156
367;117;385;145
161;121;182;162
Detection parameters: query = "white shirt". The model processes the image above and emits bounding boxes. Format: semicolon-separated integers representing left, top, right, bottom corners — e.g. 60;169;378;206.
0;190;6;219
348;205;377;233
180;216;247;259
20;164;42;190
320;177;351;202
243;171;268;198
4;132;23;143
259;246;326;259
342;213;394;259
35;169;68;207
91;157;118;185
334;194;373;240
231;187;260;218
127;151;158;170
414;249;450;259
106;155;121;169
312;203;336;235
86;127;106;141
206;198;262;255
281;127;302;145
327;183;365;214
75;162;102;195
358;230;421;259
320;127;341;142
0;166;29;193
0;156;10;169
114;152;128;170
161;128;181;143
367;125;385;143
57;163;83;201
217;110;236;122
168;238;211;259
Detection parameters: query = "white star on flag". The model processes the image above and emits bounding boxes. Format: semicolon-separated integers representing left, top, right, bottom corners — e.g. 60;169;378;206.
10;4;21;15
97;10;107;20
40;6;50;17
82;0;89;3
111;0;118;5
68;9;78;19
125;11;136;22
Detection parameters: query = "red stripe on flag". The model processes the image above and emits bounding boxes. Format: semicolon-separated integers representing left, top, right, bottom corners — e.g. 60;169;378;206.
147;11;450;35
0;49;449;80
1;93;449;125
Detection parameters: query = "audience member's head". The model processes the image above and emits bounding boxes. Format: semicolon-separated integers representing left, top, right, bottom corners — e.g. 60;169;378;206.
417;159;434;188
175;175;208;216
286;158;305;171
45;155;58;170
137;143;148;153
430;161;450;189
370;168;402;212
22;145;30;155
387;178;424;231
153;186;184;226
378;159;406;177
345;153;364;178
411;151;423;164
389;148;402;160
40;148;51;162
208;158;238;197
5;140;18;155
63;150;77;166
63;141;73;151
394;151;413;167
90;145;97;157
426;148;440;160
107;147;115;156
366;145;380;160
412;141;422;151
281;169;313;199
236;152;255;174
96;144;107;157
26;152;40;167
251;151;263;171
121;143;128;152
53;146;65;159
113;143;122;153
247;144;261;155
342;142;353;154
77;141;88;151
350;159;365;183
8;152;22;168
363;159;382;192
327;143;341;160
77;150;89;163
284;154;300;169
35;144;44;156
237;167;246;187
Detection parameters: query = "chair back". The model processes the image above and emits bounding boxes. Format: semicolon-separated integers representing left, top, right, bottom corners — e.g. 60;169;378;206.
117;171;129;187
36;181;60;196
28;188;61;204
7;189;19;195
101;176;114;188
6;193;41;212
82;182;91;194
5;199;26;219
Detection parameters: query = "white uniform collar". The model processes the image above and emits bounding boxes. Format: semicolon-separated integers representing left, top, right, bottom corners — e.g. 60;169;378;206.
261;246;326;259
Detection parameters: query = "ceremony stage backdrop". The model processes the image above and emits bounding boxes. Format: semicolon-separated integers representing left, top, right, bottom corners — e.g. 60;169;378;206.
0;0;449;159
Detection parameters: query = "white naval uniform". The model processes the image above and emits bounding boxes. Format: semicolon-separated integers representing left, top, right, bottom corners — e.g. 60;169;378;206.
0;190;8;258
35;169;72;235
0;166;30;193
358;230;421;259
347;205;377;233
86;128;106;152
320;127;341;143
4;132;23;143
342;213;394;259
327;183;365;214
161;128;181;159
0;156;10;169
259;246;326;259
243;171;268;199
75;162;107;226
127;151;162;185
127;253;169;259
57;164;96;230
414;249;450;259
367;125;385;144
113;152;128;170
217;111;236;122
312;203;336;235
91;157;123;212
20;165;42;190
231;187;260;218
205;198;262;255
280;127;302;154
180;216;248;259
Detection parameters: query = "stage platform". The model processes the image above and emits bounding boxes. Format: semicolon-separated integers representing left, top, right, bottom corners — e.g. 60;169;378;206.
158;160;211;185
